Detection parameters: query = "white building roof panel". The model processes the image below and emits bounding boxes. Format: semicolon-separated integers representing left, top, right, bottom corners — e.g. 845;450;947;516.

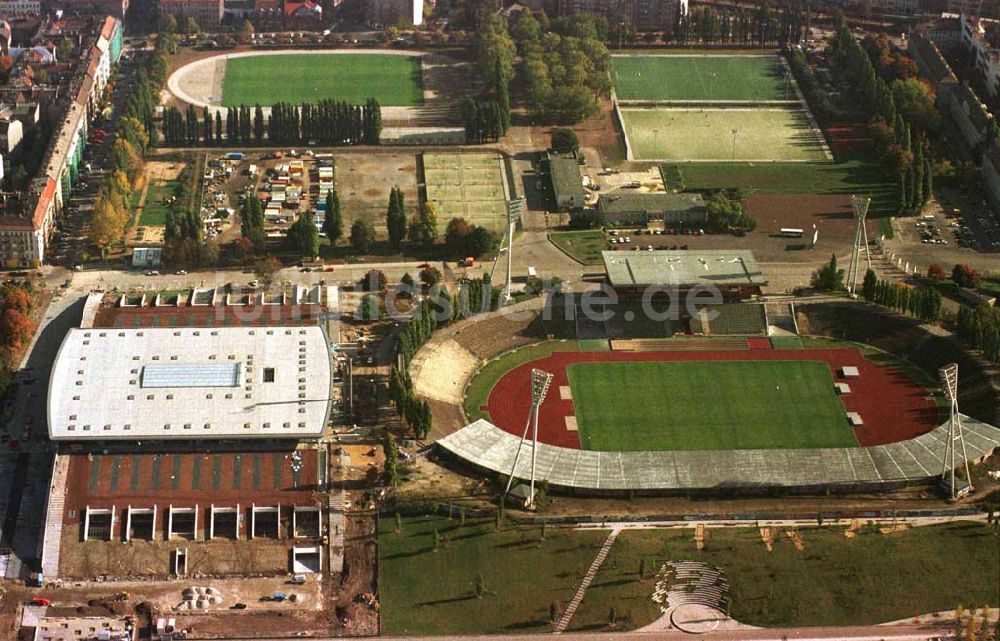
48;326;332;441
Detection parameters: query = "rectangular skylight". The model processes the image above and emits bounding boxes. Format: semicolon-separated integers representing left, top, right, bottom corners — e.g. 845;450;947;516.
141;363;241;388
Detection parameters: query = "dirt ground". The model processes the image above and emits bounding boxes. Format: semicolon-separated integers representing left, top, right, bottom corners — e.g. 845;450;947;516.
58;536;297;580
1;577;328;640
335;151;419;235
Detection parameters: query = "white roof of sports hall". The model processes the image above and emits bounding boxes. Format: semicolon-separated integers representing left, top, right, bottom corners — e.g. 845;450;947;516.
602;250;767;288
47;326;332;441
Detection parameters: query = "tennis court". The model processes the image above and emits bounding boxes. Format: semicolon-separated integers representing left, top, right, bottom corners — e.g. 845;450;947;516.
423;152;509;233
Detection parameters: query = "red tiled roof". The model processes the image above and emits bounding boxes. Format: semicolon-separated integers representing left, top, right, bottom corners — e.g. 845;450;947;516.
99;16;117;41
31;177;55;230
284;0;317;16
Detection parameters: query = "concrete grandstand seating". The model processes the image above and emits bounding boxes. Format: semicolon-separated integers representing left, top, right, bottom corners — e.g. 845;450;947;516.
691;303;767;336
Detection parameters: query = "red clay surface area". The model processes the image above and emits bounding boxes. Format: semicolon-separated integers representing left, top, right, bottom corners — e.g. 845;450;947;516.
824;122;873;154
486;345;939;450
63;449;318;526
93;304;325;328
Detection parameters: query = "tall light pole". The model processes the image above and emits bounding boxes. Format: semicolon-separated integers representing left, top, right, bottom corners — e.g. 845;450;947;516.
731;128;738;161
846;195;871;296
503;368;553;509
939;363;971;500
498;198;525;306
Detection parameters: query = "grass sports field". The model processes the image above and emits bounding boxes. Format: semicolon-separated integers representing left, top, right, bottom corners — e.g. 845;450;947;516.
620;107;829;161
566;360;855;451
221;53;423;107
611;55;795;102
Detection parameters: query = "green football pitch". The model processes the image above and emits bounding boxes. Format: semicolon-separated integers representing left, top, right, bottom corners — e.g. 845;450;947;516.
221;53;424;107
566;360;856;451
620;107;829;161
611;55;795;102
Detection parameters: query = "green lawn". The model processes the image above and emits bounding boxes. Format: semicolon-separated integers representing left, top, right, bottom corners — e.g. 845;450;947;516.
464;341;579;422
676;156;897;218
571;522;999;631
621;107;828;161
567;360;854;451
221;53;424;107
139;181;181;226
611;55;794;102
379;515;606;635
549;231;606;265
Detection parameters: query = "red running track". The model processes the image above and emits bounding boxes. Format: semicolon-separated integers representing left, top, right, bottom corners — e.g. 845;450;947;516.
485;347;940;450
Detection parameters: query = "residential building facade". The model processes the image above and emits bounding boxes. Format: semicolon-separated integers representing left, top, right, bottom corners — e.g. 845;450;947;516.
551;0;686;32
363;0;422;26
159;0;225;27
0;0;40;18
961;14;1000;99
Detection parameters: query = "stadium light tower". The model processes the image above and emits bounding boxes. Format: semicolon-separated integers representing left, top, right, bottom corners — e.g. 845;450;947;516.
494;198;526;306
503;368;553;508
846;195;871;296
939;363;972;500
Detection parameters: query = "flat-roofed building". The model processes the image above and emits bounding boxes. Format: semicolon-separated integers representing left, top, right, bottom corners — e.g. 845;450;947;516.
48;325;333;441
597;192;706;227
602;249;767;300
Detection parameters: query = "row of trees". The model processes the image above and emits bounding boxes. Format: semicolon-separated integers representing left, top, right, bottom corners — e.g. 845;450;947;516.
860;270;943;322
86;20;187;254
162;161;220;268
830;21;935;214
90;33;171;255
956;304;1000;365
465;13;514;142
676;3;806;47
162;99;382;147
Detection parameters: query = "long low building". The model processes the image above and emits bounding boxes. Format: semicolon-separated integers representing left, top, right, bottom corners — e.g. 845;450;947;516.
47;325;332;441
603;249;767;300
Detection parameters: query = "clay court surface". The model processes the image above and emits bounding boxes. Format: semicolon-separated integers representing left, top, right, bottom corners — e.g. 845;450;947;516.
824;122;873;155
64;448;319;516
483;342;938;450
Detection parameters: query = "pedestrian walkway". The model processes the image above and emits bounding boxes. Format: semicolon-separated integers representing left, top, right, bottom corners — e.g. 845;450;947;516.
40;455;69;579
554;528;619;633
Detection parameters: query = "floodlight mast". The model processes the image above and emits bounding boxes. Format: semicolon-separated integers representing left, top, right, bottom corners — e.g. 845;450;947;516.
503;368;553;508
494;198;526;306
939;363;971;500
846;195;871;295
